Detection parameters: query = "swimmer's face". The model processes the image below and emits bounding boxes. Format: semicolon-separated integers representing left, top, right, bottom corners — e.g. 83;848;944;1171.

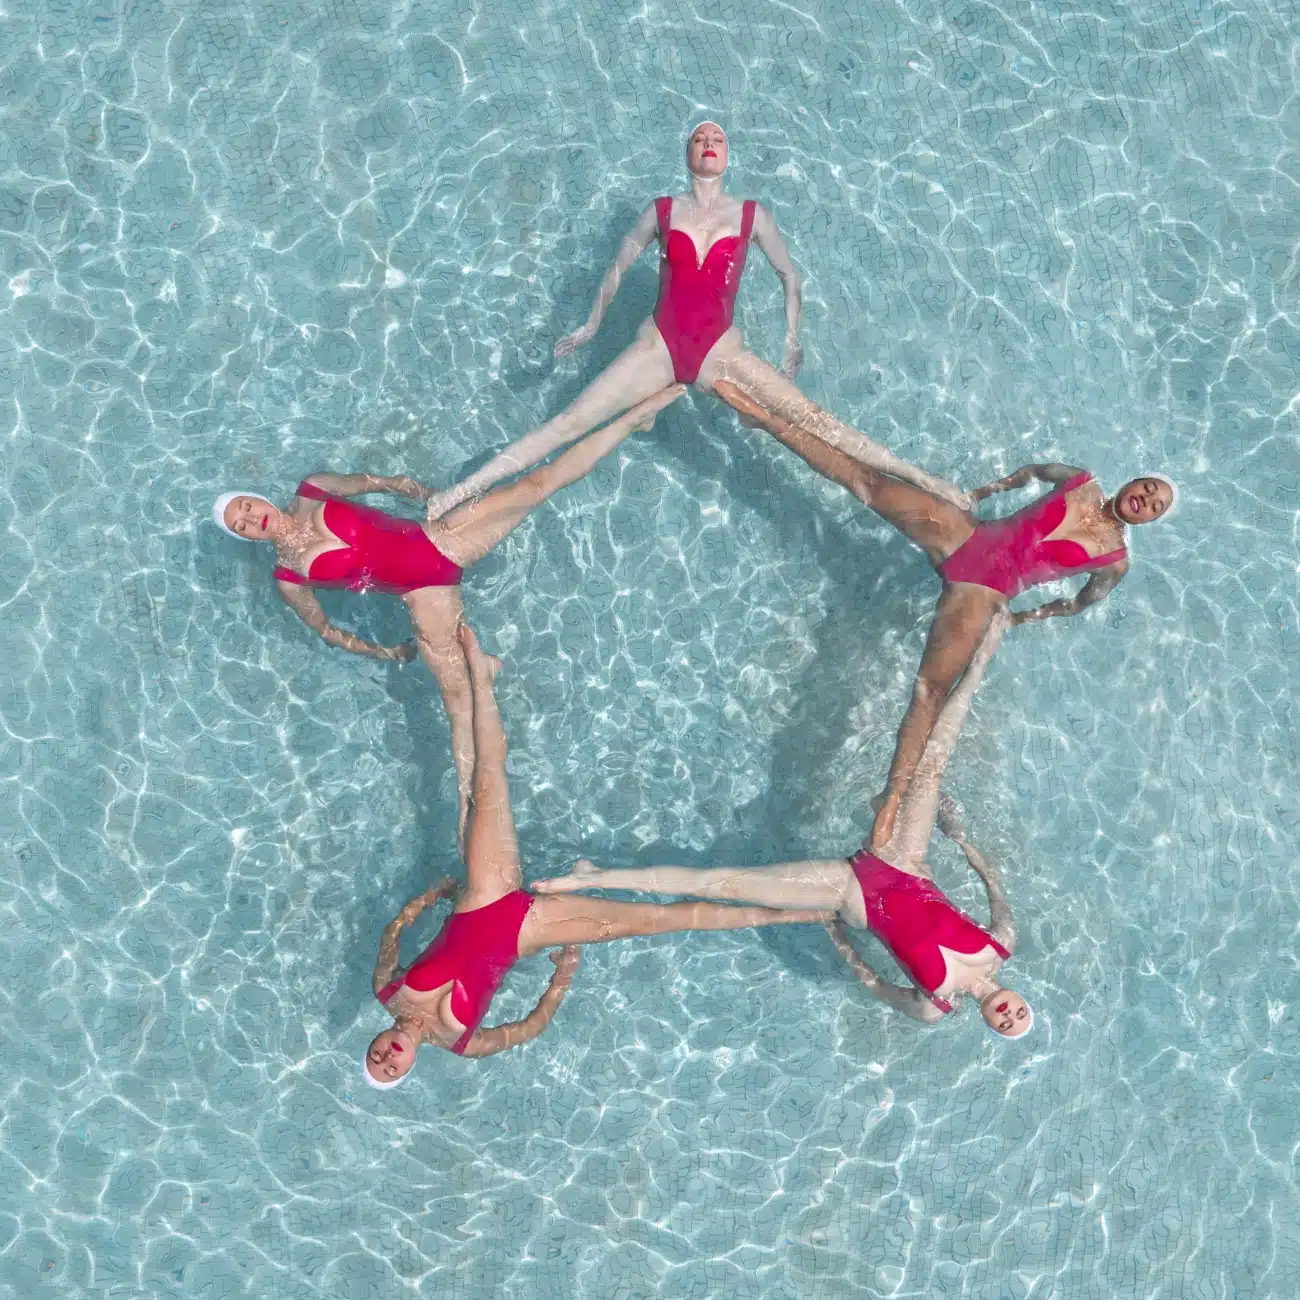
1113;477;1172;526
687;123;728;178
980;988;1032;1037
223;494;279;541
366;1027;417;1083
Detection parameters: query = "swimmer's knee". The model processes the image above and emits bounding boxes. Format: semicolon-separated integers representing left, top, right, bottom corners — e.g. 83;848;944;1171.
912;673;951;708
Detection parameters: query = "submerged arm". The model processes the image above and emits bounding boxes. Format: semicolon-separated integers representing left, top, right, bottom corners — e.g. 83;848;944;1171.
459;947;581;1057
303;472;430;503
938;813;1016;954
372;878;458;994
827;922;943;1023
276;581;417;661
750;204;804;378
554;204;659;357
1013;558;1128;626
970;462;1085;501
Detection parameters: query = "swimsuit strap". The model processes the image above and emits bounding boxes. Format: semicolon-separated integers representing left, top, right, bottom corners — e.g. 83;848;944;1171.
740;199;756;241
654;196;673;241
1090;546;1128;568
295;479;331;502
273;565;308;585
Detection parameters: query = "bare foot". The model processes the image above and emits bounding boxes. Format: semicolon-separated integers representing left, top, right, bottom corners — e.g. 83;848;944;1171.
533;858;604;893
457;622;501;682
627;384;687;432
869;792;901;852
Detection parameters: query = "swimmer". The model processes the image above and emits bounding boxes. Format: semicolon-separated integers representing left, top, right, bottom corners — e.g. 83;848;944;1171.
362;625;832;1086
214;386;684;847
537;612;1032;1035
715;380;1176;850
422;121;966;519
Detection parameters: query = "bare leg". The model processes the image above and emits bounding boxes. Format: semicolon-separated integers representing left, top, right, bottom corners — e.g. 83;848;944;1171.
703;347;971;510
870;582;1005;850
457;624;522;910
403;586;474;853
880;609;1008;870
714;379;974;564
534;856;861;918
433;386;685;569
520;893;830;954
424;321;676;519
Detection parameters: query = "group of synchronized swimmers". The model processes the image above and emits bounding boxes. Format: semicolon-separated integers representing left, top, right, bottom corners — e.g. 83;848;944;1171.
212;124;1175;1089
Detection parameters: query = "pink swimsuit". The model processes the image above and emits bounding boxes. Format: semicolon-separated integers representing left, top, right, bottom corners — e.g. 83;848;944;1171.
376;891;536;1054
653;196;757;384
938;472;1126;598
849;851;1008;1013
274;481;463;594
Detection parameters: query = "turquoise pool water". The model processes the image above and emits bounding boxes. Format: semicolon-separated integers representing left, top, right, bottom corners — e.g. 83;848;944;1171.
2;1;1297;1296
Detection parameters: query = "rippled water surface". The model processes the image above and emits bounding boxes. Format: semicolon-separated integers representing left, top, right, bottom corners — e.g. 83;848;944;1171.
2;1;1298;1296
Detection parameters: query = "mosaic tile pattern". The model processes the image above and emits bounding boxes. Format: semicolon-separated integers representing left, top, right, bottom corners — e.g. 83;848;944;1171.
1;0;1297;1296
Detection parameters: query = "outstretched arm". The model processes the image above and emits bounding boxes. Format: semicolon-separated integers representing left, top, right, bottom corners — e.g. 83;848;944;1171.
372;878;458;994
302;472;430;502
277;581;417;662
1012;559;1128;626
459;947;581;1057
827;922;943;1024
969;463;1085;501
936;804;1016;954
750;204;803;378
883;609;1008;869
554;204;660;357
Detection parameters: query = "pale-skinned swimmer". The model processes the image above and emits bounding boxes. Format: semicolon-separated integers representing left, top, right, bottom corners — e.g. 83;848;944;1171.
362;625;833;1089
213;386;683;846
537;614;1033;1037
422;122;965;520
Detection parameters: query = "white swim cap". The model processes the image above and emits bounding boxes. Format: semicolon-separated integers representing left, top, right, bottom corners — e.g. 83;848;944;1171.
686;121;727;170
360;1052;410;1091
1149;474;1179;521
212;490;270;541
986;1001;1034;1039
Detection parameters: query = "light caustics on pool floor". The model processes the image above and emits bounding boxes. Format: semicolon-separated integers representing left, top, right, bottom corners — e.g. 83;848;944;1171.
0;1;1297;1297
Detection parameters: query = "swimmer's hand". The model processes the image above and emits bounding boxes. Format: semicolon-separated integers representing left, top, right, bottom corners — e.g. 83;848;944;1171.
377;639;418;662
392;475;432;503
554;323;596;358
1010;605;1061;627
781;341;804;380
549;945;581;982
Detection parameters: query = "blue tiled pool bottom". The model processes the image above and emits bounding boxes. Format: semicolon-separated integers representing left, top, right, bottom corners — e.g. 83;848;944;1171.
1;1;1298;1297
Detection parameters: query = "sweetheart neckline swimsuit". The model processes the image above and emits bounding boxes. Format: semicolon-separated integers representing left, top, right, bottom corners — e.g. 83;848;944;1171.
273;480;463;594
938;472;1126;597
653;196;757;384
848;851;1009;1013
376;891;536;1054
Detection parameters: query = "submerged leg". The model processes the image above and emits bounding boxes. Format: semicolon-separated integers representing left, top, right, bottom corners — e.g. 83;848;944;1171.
434;386;684;568
403;586;474;852
706;350;970;510
714;378;974;565
534;857;858;913
522;893;830;953
880;608;1008;869
458;624;522;909
425;326;675;519
870;583;1004;851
